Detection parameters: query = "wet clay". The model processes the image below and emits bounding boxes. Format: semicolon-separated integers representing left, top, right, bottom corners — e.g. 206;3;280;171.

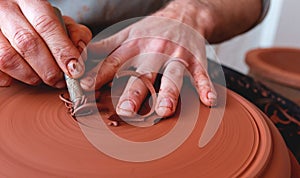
0;80;293;177
60;70;157;124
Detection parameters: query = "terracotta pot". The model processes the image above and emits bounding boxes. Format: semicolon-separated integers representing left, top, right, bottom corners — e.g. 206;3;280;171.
246;47;300;105
0;80;297;177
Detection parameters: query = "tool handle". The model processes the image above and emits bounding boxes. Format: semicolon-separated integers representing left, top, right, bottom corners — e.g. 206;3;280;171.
53;7;84;103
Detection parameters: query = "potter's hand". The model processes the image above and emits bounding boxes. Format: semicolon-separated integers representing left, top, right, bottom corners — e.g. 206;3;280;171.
0;1;91;87
80;2;217;117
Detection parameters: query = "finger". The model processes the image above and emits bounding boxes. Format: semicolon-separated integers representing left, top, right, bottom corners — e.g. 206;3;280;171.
191;61;217;106
155;59;186;117
0;71;13;87
17;0;84;78
0;30;41;85
116;56;163;117
0;2;64;87
63;16;92;60
80;36;137;91
88;27;130;56
63;16;92;46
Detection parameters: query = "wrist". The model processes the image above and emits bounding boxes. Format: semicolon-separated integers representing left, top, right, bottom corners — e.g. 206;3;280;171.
154;0;216;40
156;0;265;44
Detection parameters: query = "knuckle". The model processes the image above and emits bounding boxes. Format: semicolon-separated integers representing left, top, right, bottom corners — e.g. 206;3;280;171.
193;70;212;89
148;40;166;52
105;55;122;69
142;72;154;81
198;85;211;92
33;14;58;36
165;67;183;78
128;88;142;97
136;69;154;81
0;79;11;87
159;87;178;99
0;72;12;87
52;45;75;64
125;39;138;49
192;69;205;76
13;29;38;56
27;77;41;86
197;78;210;86
0;46;20;70
130;29;144;37
43;69;62;85
193;71;208;81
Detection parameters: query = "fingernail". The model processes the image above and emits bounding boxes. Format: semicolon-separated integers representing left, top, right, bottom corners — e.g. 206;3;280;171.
208;92;217;106
67;59;84;78
54;80;66;89
158;98;173;109
117;100;136;116
80;76;95;89
156;98;174;117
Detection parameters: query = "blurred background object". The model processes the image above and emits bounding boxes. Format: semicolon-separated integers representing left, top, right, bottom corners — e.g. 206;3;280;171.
246;47;300;106
213;0;300;74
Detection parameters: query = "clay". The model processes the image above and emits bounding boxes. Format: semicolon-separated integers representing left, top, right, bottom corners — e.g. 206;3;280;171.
0;79;294;177
60;70;157;123
246;47;300;89
59;94;95;117
246;48;300;105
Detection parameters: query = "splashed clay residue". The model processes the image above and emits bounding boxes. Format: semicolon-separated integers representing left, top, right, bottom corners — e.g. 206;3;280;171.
0;79;294;177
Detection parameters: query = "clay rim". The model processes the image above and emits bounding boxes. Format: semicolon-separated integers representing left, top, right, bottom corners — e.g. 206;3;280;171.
229;91;273;177
245;47;300;89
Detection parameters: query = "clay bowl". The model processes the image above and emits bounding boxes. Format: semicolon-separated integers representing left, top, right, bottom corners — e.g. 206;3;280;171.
0;80;294;177
246;47;300;105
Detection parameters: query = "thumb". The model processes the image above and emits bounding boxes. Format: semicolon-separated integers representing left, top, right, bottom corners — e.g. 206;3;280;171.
88;27;130;58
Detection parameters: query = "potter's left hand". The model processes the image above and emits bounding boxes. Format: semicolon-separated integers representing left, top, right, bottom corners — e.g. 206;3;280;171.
80;0;217;118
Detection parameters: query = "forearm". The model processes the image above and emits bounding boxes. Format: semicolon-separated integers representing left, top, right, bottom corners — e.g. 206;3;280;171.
200;0;263;43
156;0;264;43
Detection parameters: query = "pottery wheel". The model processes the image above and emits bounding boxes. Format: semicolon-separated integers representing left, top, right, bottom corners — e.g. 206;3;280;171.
0;79;288;177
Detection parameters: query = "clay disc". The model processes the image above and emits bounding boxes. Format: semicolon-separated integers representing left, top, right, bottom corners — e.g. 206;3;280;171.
0;80;289;177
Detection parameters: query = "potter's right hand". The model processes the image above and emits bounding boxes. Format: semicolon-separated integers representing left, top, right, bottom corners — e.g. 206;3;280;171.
0;0;91;88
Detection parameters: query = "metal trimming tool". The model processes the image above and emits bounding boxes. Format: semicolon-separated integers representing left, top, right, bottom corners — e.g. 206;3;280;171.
53;7;85;107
